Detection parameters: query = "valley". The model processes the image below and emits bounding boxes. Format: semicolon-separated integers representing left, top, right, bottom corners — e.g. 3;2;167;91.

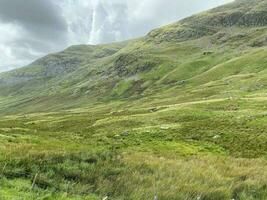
0;0;267;199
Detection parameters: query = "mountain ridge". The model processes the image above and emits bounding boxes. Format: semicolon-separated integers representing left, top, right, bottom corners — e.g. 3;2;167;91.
0;0;266;114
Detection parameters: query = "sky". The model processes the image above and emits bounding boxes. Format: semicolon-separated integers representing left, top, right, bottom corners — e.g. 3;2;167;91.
0;0;233;72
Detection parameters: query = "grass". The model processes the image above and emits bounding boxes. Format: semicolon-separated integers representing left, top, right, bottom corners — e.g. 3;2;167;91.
0;97;267;199
0;0;267;199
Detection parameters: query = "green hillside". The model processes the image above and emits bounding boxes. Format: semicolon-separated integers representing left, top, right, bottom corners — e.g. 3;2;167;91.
0;0;267;199
1;0;267;114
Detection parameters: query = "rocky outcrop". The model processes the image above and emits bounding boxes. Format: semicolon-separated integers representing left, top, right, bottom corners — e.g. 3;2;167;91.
109;53;159;77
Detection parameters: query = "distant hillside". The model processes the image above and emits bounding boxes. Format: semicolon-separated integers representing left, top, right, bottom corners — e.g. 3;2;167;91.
0;0;266;114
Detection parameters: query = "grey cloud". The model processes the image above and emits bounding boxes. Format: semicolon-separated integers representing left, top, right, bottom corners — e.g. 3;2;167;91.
0;0;69;72
0;0;68;47
0;0;67;33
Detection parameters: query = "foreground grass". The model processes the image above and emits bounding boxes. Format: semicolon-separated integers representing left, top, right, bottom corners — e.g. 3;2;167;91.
0;97;266;199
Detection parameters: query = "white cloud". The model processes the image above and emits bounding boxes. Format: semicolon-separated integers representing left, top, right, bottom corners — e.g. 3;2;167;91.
61;0;234;44
0;0;234;72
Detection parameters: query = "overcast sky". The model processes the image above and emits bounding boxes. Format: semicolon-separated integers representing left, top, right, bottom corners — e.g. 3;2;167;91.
0;0;233;72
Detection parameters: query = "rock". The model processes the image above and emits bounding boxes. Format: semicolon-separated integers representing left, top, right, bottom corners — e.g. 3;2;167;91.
150;107;158;112
114;134;120;138
160;126;169;130
178;80;186;85
213;135;221;139
121;131;129;136
203;51;213;55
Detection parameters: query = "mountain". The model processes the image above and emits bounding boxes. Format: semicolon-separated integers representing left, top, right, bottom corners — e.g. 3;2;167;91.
0;1;267;199
0;0;267;114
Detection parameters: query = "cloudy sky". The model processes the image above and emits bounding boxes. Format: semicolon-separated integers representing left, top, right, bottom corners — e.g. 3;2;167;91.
0;0;233;72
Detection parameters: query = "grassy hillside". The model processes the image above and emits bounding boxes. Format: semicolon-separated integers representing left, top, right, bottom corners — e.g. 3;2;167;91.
0;0;267;199
0;0;267;114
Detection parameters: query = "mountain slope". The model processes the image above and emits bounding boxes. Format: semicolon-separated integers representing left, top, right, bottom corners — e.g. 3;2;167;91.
0;0;267;114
